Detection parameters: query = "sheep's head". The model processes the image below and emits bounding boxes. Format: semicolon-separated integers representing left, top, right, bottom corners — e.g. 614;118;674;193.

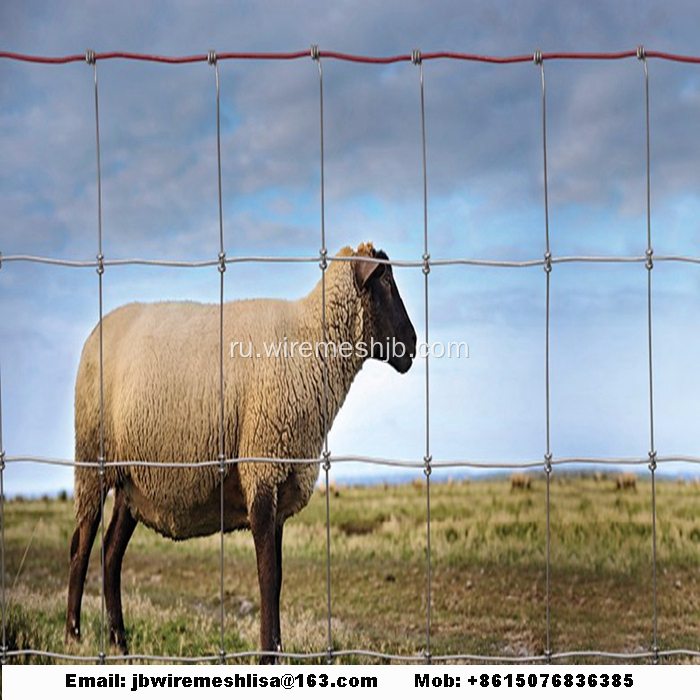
354;243;417;374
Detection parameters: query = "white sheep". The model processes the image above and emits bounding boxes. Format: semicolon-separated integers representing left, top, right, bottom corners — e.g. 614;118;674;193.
65;242;417;661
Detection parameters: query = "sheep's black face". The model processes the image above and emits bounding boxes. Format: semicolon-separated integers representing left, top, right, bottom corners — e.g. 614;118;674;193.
356;249;417;374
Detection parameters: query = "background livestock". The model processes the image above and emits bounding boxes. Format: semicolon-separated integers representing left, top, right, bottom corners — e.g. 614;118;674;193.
510;472;532;491
616;472;638;491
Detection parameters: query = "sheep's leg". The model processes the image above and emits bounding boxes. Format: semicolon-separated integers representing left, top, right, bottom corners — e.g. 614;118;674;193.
250;492;281;664
66;509;101;643
103;489;137;654
273;523;284;649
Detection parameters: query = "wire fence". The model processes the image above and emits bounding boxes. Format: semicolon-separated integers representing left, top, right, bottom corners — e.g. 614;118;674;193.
1;46;700;664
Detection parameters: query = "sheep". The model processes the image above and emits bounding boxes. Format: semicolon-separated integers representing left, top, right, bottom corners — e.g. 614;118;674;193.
616;472;637;491
510;471;532;491
65;242;417;662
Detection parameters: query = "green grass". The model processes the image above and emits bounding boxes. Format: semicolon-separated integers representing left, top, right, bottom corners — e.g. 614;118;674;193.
2;474;699;663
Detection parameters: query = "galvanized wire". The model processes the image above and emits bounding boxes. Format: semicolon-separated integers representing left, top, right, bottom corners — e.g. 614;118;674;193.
638;46;660;663
3;643;699;665
311;43;335;665
15;251;700;269
7;451;700;471
8;251;700;270
0;367;5;665
535;49;554;663
2;46;700;666
208;48;229;665
85;48;109;665
413;48;434;664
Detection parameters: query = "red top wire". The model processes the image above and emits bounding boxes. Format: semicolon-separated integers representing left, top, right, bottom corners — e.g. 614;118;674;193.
2;48;700;65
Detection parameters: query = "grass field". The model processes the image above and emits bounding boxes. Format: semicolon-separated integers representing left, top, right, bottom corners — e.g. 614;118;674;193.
2;472;699;663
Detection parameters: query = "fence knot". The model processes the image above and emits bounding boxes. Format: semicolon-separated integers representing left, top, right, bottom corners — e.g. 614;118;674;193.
544;452;553;474
0;450;5;472
423;454;432;477
218;250;227;273
319;247;328;271
648;450;657;472
97;455;106;477
636;45;647;62
533;49;543;66
310;45;320;62
645;247;654;271
85;49;96;65
96;253;104;276
411;49;422;65
218;454;227;475
207;49;217;66
322;449;331;473
422;252;431;275
543;251;552;274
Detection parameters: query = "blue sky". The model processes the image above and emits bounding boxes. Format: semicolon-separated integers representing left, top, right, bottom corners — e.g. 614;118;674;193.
2;0;700;496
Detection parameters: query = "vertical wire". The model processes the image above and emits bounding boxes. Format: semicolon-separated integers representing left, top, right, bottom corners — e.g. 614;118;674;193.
413;49;432;663
536;50;553;662
639;46;659;663
88;48;107;664
209;49;227;664
312;45;334;665
0;366;6;664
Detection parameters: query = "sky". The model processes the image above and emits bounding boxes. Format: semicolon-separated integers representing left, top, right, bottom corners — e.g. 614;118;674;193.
2;0;700;496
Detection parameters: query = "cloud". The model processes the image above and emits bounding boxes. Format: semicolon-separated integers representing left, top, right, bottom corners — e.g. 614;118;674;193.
5;1;700;255
4;0;700;496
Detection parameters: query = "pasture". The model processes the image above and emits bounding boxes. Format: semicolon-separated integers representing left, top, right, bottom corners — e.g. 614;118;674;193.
2;473;699;663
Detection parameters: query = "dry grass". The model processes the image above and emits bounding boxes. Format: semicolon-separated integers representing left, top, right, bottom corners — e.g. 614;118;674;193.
2;474;699;663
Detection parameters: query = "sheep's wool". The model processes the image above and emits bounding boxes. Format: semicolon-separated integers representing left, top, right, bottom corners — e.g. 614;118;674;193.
74;244;370;539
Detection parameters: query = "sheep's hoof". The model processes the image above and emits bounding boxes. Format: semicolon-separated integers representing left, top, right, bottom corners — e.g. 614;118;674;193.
110;632;130;656
65;624;81;645
260;644;282;665
65;613;84;641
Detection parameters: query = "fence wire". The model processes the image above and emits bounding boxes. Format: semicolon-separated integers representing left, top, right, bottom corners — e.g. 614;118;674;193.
1;46;700;665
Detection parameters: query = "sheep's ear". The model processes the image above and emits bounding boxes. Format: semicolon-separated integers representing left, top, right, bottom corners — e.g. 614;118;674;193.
354;255;381;290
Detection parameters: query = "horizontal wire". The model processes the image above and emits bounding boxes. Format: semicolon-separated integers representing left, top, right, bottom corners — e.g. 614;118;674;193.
5;453;700;471
5;252;700;269
5;646;698;664
4;48;700;65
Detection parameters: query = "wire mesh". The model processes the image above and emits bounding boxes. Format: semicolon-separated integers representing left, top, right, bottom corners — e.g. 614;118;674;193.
1;46;700;665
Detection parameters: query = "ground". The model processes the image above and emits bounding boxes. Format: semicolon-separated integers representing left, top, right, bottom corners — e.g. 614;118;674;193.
2;473;699;663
